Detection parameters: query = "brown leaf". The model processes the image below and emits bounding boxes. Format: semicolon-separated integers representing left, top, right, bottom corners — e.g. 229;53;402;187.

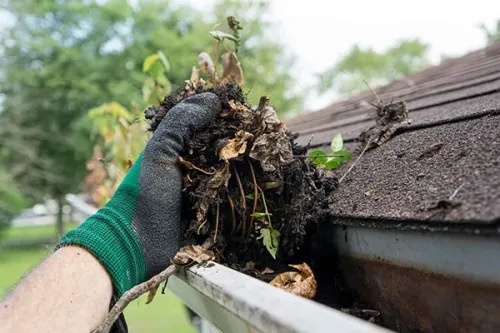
261;267;274;274
190;66;200;82
248;103;293;172
219;130;254;161
269;263;317;299
172;245;216;266
221;52;244;85
195;163;231;223
146;285;159;304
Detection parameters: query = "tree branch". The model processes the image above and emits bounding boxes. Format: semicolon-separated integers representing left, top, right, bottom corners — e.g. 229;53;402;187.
91;265;180;333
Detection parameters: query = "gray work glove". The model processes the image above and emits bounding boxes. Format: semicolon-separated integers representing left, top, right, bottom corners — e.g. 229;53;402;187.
58;93;221;299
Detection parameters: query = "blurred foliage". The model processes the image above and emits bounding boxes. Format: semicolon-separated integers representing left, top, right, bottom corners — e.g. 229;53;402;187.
480;20;500;45
0;168;26;232
317;39;430;97
0;0;302;213
84;54;168;206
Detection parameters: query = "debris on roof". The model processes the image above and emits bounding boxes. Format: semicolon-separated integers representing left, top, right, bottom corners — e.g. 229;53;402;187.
287;41;500;226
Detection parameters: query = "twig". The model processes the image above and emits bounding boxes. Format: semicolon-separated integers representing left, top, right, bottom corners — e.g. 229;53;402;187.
449;183;464;200
178;156;216;175
92;265;180;333
232;165;247;218
339;141;371;183
214;198;220;243
227;193;237;234
248;161;259;237
363;79;381;104
258;186;272;227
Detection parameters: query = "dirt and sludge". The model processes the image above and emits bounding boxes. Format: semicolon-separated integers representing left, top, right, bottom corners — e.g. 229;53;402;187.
144;80;396;325
147;82;336;274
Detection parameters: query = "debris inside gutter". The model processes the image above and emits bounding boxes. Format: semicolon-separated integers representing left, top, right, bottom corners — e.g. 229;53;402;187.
143;15;398;326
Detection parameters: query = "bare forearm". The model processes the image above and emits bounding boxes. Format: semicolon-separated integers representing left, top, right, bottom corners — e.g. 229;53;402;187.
0;246;113;333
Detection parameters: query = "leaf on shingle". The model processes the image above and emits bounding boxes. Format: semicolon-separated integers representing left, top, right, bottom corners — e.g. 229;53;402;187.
307;150;328;165
324;157;340;170
331;133;343;152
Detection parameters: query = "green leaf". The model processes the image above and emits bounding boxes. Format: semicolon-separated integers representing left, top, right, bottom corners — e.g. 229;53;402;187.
209;31;238;42
147;61;164;78
251;212;272;218
333;149;352;162
307;150;328;165
142;78;155;103
157;51;170;72
331;133;343;152
324;157;341;170
257;228;280;259
117;118;128;139
246;193;259;200
143;54;160;73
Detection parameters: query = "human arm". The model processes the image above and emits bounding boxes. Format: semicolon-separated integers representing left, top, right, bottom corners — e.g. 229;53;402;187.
0;93;221;333
0;246;113;333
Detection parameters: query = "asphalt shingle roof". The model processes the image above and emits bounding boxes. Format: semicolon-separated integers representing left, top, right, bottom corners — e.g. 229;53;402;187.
287;42;500;228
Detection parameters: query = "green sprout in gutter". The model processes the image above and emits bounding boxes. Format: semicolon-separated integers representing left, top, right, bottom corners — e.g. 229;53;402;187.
307;133;352;170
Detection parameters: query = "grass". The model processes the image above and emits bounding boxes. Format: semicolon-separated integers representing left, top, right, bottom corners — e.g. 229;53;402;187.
2;222;80;240
0;225;195;333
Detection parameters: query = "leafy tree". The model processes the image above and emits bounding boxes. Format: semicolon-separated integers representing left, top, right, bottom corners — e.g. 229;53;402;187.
317;39;430;97
0;167;26;234
480;20;500;45
0;0;302;235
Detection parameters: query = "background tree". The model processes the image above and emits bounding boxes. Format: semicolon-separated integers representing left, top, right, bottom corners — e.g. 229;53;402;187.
480;20;500;45
317;39;430;98
0;0;302;235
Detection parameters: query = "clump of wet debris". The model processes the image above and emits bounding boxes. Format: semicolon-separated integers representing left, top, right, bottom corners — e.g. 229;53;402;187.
146;81;336;285
359;97;411;149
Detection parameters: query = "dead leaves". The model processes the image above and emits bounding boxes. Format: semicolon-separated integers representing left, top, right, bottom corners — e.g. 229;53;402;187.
360;100;411;149
219;130;254;161
195;163;231;224
172;245;216;266
221;52;244;85
246;102;294;172
269;263;317;299
146;245;215;305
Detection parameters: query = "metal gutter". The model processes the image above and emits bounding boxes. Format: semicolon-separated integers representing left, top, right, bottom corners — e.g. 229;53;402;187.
327;223;500;333
168;262;393;333
65;194;392;333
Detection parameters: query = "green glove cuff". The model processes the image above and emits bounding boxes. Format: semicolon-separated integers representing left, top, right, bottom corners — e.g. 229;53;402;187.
57;153;147;298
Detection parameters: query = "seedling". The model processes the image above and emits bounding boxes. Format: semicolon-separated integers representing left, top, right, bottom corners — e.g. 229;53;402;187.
307;133;352;169
254;187;280;259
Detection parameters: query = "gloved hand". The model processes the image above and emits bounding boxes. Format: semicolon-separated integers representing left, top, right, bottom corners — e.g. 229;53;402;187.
57;93;221;298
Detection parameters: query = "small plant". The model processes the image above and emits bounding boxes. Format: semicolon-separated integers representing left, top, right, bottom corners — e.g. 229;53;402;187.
85;51;171;206
307;133;352;170
254;187;280;259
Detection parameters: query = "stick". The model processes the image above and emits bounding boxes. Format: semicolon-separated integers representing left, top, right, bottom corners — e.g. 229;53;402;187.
232;164;246;233
227;193;237;234
248;161;258;237
214;199;220;242
92;265;180;333
339;142;370;184
449;183;464;200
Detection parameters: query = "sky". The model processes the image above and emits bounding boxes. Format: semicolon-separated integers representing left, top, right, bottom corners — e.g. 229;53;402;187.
2;0;500;111
264;0;500;110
